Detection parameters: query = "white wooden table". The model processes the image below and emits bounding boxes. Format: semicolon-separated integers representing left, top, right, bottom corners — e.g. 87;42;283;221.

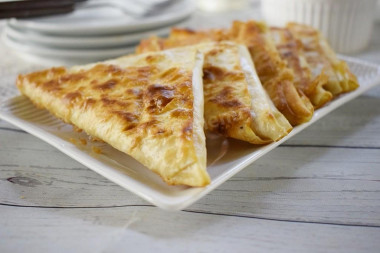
1;6;380;253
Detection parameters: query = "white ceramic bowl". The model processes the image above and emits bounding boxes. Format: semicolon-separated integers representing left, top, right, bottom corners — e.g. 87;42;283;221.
261;0;377;53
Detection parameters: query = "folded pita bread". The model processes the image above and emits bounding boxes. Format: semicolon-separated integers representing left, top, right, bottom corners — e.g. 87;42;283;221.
287;23;359;97
229;21;314;126
138;21;315;126
16;46;209;186
200;42;292;143
269;27;333;108
139;40;292;143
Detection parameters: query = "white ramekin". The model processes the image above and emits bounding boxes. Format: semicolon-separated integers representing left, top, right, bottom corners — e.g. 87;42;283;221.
261;0;377;53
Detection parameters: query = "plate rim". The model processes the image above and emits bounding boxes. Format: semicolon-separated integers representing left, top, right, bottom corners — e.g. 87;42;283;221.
1;32;136;58
7;0;194;36
4;24;172;49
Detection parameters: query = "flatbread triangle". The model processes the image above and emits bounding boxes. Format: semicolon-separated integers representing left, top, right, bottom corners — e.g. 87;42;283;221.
16;45;209;186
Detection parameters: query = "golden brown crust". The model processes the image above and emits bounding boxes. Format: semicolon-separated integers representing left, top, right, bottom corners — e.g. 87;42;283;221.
17;47;209;187
229;21;314;126
138;39;292;143
136;36;165;54
201;43;292;143
269;27;333;108
287;22;359;97
136;28;228;54
137;21;314;126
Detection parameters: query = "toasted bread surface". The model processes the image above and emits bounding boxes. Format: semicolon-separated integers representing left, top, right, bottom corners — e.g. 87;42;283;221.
139;39;292;143
17;46;209;186
287;23;359;97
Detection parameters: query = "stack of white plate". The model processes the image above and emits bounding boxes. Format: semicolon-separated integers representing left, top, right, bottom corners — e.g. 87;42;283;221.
2;0;194;66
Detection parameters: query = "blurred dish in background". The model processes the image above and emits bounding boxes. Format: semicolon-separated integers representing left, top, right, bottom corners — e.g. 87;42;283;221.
2;0;193;65
4;24;173;49
1;32;136;65
196;0;250;12
7;0;193;35
261;0;377;54
0;0;180;19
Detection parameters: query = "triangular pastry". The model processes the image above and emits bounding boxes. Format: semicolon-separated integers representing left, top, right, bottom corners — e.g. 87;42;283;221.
138;21;315;126
229;21;314;126
269;27;333;108
287;23;359;97
16;46;209;186
200;42;292;143
139;41;292;143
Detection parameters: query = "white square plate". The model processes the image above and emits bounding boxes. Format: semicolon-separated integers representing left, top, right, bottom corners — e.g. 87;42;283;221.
1;56;379;210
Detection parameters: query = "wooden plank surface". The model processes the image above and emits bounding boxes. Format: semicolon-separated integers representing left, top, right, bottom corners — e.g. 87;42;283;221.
1;205;379;253
1;94;380;227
